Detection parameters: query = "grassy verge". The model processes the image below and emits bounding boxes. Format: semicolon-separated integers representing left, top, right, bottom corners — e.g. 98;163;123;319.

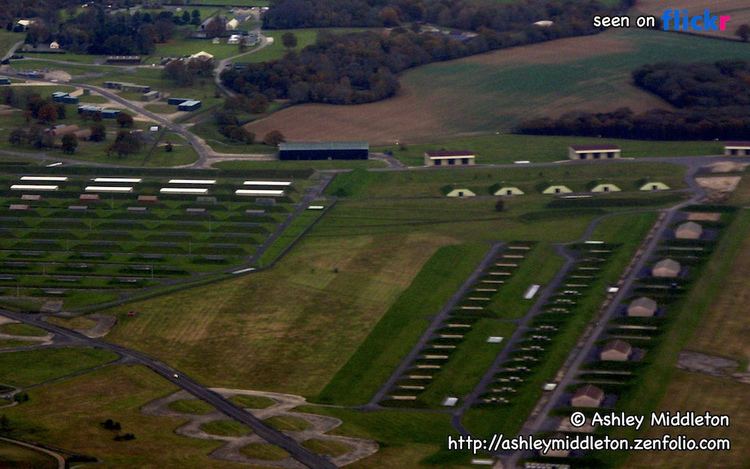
316;243;489;405
0;347;118;387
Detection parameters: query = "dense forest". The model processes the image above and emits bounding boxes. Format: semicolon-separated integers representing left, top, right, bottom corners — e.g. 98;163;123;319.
223;0;630;104
518;61;750;140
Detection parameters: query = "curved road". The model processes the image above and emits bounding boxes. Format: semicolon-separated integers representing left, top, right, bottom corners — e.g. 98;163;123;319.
0;309;336;469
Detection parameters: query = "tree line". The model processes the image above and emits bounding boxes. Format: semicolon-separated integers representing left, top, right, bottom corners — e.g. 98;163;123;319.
518;60;750;140
263;0;633;31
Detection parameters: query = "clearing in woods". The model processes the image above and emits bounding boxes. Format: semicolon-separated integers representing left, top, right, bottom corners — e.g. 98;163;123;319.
245;28;750;144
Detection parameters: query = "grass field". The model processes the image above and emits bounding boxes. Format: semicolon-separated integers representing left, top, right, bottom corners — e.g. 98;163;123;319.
245;28;750;143
1;364;245;468
0;440;57;468
377;134;723;166
0;347;117;387
0;30;23;58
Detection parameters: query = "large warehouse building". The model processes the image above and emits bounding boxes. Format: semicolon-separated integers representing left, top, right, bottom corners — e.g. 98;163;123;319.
278;142;369;160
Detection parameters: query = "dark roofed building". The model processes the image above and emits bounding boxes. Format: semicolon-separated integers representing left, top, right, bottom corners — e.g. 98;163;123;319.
278;141;369;161
568;144;621;160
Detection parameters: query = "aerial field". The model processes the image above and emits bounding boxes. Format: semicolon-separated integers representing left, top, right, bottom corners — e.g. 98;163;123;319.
636;0;750;39
245;28;750;144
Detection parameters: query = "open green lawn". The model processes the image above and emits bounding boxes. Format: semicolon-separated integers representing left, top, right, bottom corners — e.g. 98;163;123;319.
168;399;215;415
2;365;246;468
378;134;723;166
0;347;118;388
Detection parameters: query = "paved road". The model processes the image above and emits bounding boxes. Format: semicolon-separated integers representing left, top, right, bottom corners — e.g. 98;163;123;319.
366;243;504;408
0;309;337;469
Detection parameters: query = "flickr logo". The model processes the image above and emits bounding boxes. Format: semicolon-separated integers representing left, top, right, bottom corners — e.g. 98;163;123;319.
661;9;731;32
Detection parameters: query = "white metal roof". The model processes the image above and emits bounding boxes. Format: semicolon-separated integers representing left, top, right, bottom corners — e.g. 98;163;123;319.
11;185;59;191
160;188;209;194
93;178;142;183
243;180;292;186
85;186;134;193
20;176;68;182
168;179;217;185
235;189;285;197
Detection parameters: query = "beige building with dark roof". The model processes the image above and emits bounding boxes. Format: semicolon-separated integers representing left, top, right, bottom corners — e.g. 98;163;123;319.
568;144;621;160
627;297;658;317
675;221;703;240
724;141;750;156
600;340;632;361
652;258;681;278
424;150;476;167
571;384;605;408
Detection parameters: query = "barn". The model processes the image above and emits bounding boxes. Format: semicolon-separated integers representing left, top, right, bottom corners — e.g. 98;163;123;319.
278;142;369;161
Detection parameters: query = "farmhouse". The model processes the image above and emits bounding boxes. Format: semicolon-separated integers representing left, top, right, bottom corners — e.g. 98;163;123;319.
568;144;621;160
278;142;369;160
542;185;573;195
675;222;703;240
589;182;621;193
494;186;524;196
627;297;658;317
424;150;475;167
445;188;475;198
639;181;670;191
600;340;632;361
571;384;604;408
652;258;681;278
723;142;750;156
